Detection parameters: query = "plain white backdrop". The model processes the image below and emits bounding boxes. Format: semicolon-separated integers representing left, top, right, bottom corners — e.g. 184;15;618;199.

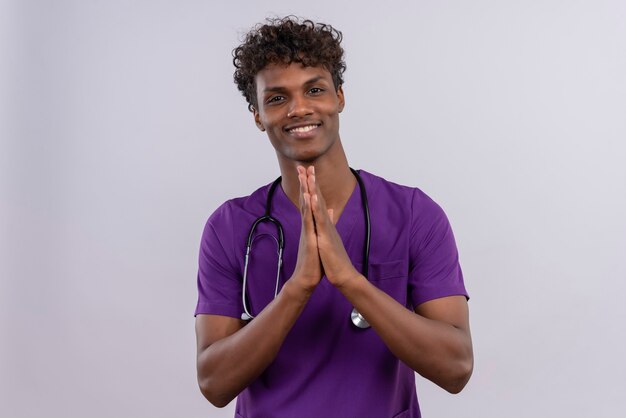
2;1;625;417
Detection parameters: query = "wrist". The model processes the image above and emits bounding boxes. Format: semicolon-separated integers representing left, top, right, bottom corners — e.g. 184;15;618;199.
331;268;363;291
281;276;315;304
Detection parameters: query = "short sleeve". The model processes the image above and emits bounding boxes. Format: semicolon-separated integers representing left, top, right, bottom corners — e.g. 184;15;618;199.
408;189;468;307
194;203;243;318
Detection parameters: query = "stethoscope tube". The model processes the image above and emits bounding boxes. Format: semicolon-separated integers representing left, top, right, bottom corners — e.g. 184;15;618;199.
241;179;284;321
241;168;371;329
349;168;371;329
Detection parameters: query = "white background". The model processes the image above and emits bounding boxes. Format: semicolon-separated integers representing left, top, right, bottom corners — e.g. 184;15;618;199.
2;1;625;417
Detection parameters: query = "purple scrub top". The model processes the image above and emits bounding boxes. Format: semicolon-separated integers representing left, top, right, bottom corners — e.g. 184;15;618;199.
196;170;468;418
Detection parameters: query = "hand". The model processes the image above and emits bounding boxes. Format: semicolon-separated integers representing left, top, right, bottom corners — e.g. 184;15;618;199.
290;166;324;295
305;166;360;288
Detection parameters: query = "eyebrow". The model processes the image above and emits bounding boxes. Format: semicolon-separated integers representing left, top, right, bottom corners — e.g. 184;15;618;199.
262;75;326;93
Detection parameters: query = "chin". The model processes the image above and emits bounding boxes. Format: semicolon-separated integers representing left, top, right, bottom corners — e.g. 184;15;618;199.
282;148;323;163
297;151;321;162
277;139;337;164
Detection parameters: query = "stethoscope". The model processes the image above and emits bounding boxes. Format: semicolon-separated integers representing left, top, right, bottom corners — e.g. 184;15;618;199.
241;168;372;329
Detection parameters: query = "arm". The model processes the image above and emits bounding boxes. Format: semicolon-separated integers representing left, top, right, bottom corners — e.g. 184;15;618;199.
195;167;322;407
337;279;473;393
195;279;312;407
305;168;473;393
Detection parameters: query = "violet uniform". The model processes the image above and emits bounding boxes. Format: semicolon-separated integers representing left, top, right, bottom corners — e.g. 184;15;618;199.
195;170;468;418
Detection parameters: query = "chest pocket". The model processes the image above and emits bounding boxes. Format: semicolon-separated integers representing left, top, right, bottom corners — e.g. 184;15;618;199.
367;259;405;281
356;259;408;306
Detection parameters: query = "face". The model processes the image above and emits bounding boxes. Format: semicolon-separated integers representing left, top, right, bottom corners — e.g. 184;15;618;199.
253;63;345;164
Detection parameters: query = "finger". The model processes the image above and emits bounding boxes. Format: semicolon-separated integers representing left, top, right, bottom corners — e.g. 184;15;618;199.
308;175;328;221
298;167;305;190
298;170;311;215
311;194;331;229
300;166;310;194
302;192;316;234
298;173;306;213
296;165;307;188
299;191;308;222
307;167;316;193
327;208;334;224
307;173;327;211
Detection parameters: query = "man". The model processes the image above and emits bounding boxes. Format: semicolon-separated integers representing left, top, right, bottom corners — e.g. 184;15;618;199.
195;17;473;418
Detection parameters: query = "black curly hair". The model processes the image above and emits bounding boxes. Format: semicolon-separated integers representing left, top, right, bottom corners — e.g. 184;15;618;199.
233;16;346;112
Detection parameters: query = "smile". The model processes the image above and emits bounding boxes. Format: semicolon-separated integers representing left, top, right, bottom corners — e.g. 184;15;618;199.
286;124;320;133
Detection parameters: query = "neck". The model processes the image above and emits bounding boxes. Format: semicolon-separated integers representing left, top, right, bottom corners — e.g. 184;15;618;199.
279;142;356;216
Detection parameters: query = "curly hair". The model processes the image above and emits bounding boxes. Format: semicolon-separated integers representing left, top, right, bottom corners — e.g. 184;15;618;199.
233;16;346;112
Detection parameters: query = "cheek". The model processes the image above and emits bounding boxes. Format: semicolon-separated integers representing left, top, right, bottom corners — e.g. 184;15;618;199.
260;112;281;129
323;101;342;116
264;129;283;146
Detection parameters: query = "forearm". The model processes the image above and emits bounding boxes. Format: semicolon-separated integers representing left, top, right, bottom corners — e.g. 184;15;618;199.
197;279;311;407
337;274;473;393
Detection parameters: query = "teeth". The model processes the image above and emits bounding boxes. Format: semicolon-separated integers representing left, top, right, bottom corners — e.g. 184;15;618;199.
289;125;317;133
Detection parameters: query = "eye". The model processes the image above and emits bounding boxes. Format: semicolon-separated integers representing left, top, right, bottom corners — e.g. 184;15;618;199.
266;95;284;105
308;87;324;94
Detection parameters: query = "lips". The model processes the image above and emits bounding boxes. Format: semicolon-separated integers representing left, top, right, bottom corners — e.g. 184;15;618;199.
284;122;322;134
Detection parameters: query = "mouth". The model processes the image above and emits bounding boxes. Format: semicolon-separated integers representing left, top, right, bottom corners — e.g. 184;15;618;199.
285;123;322;135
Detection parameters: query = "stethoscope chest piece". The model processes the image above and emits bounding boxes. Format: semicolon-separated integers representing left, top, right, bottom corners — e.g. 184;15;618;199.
350;308;371;329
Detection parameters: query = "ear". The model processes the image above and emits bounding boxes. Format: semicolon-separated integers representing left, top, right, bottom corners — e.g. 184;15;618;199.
252;107;266;131
336;85;345;113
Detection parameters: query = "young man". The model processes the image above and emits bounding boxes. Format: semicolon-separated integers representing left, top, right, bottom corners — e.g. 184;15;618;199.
195;17;473;418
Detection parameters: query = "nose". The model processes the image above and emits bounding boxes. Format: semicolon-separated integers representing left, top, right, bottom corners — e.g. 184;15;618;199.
287;95;313;118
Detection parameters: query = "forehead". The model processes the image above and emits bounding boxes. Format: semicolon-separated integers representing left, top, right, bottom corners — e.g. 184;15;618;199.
255;63;333;92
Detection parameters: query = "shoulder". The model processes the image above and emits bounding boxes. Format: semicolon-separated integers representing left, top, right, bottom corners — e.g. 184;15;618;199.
202;181;275;236
358;170;452;245
207;181;274;221
358;169;443;216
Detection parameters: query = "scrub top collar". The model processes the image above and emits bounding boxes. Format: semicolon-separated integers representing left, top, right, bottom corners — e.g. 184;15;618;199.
272;170;365;244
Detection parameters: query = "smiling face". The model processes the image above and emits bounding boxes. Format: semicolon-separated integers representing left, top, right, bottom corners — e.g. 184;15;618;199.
253;63;345;165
